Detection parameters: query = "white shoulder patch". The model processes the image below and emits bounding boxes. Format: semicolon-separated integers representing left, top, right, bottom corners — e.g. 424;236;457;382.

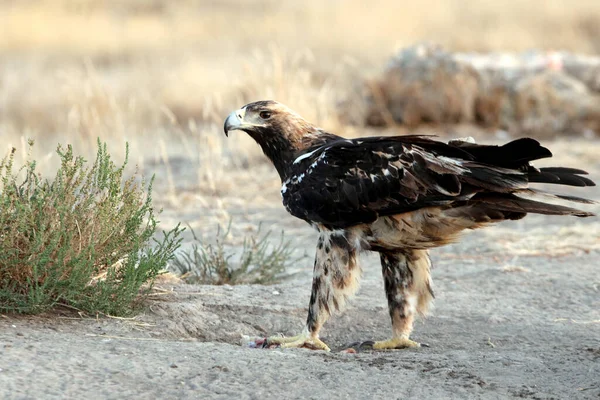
293;148;320;164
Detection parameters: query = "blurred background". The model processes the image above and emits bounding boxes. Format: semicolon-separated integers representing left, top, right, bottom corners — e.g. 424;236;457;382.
1;0;600;238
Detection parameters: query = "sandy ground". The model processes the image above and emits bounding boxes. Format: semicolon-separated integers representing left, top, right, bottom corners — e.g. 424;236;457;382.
1;147;600;400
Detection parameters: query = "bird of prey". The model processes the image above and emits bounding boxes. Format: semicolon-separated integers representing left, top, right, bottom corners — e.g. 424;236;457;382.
224;100;596;351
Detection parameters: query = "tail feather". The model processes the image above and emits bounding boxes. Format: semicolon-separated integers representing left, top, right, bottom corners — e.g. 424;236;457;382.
462;165;528;192
498;138;553;164
516;189;597;205
528;167;596;187
451;138;553;168
475;194;595;218
446;137;595;219
451;137;595;187
538;167;590;175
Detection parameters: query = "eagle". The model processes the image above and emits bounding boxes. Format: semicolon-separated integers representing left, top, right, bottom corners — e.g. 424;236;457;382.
224;100;596;351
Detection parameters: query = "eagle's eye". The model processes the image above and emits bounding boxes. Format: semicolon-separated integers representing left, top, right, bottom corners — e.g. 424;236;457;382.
259;111;272;120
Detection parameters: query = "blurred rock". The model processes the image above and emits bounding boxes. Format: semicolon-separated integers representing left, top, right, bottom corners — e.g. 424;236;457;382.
500;70;600;137
356;44;600;138
364;44;480;127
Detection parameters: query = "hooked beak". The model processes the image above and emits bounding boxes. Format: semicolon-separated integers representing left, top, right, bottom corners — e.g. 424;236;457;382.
224;108;246;137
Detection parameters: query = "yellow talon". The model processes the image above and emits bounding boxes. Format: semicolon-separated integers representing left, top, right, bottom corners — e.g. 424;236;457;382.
267;333;331;351
372;337;421;350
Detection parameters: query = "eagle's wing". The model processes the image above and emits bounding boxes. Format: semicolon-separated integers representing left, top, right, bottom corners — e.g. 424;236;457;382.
283;136;594;229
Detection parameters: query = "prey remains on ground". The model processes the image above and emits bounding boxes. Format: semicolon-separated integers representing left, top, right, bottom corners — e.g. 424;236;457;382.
223;100;596;352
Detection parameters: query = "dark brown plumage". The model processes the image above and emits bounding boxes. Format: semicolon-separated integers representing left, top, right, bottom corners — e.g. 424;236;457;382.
224;100;596;351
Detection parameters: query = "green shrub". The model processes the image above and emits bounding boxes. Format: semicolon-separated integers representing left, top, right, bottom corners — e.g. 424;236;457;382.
171;222;294;285
0;139;183;315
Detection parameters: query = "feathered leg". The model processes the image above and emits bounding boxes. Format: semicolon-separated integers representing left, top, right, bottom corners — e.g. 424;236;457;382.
266;229;362;351
371;249;434;350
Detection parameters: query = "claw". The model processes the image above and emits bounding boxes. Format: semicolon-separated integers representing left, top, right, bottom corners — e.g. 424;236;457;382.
358;340;376;350
266;333;331;351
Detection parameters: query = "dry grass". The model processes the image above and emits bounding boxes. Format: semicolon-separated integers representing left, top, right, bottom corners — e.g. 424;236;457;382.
3;0;600;57
1;0;599;236
171;222;295;285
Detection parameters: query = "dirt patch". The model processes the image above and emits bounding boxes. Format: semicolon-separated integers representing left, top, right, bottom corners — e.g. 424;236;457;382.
2;203;599;399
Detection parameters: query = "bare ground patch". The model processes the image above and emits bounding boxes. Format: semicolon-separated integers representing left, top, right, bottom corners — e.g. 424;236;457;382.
2;204;599;398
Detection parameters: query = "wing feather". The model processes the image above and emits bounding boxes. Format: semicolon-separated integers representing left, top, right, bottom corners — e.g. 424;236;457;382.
283;136;595;229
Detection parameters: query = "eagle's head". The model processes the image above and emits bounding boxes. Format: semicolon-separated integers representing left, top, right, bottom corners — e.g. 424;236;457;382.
224;100;327;180
223;100;311;142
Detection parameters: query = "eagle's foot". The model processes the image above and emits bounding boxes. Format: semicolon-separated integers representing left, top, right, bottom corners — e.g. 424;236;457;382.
374;337;421;349
266;333;331;351
352;337;423;351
